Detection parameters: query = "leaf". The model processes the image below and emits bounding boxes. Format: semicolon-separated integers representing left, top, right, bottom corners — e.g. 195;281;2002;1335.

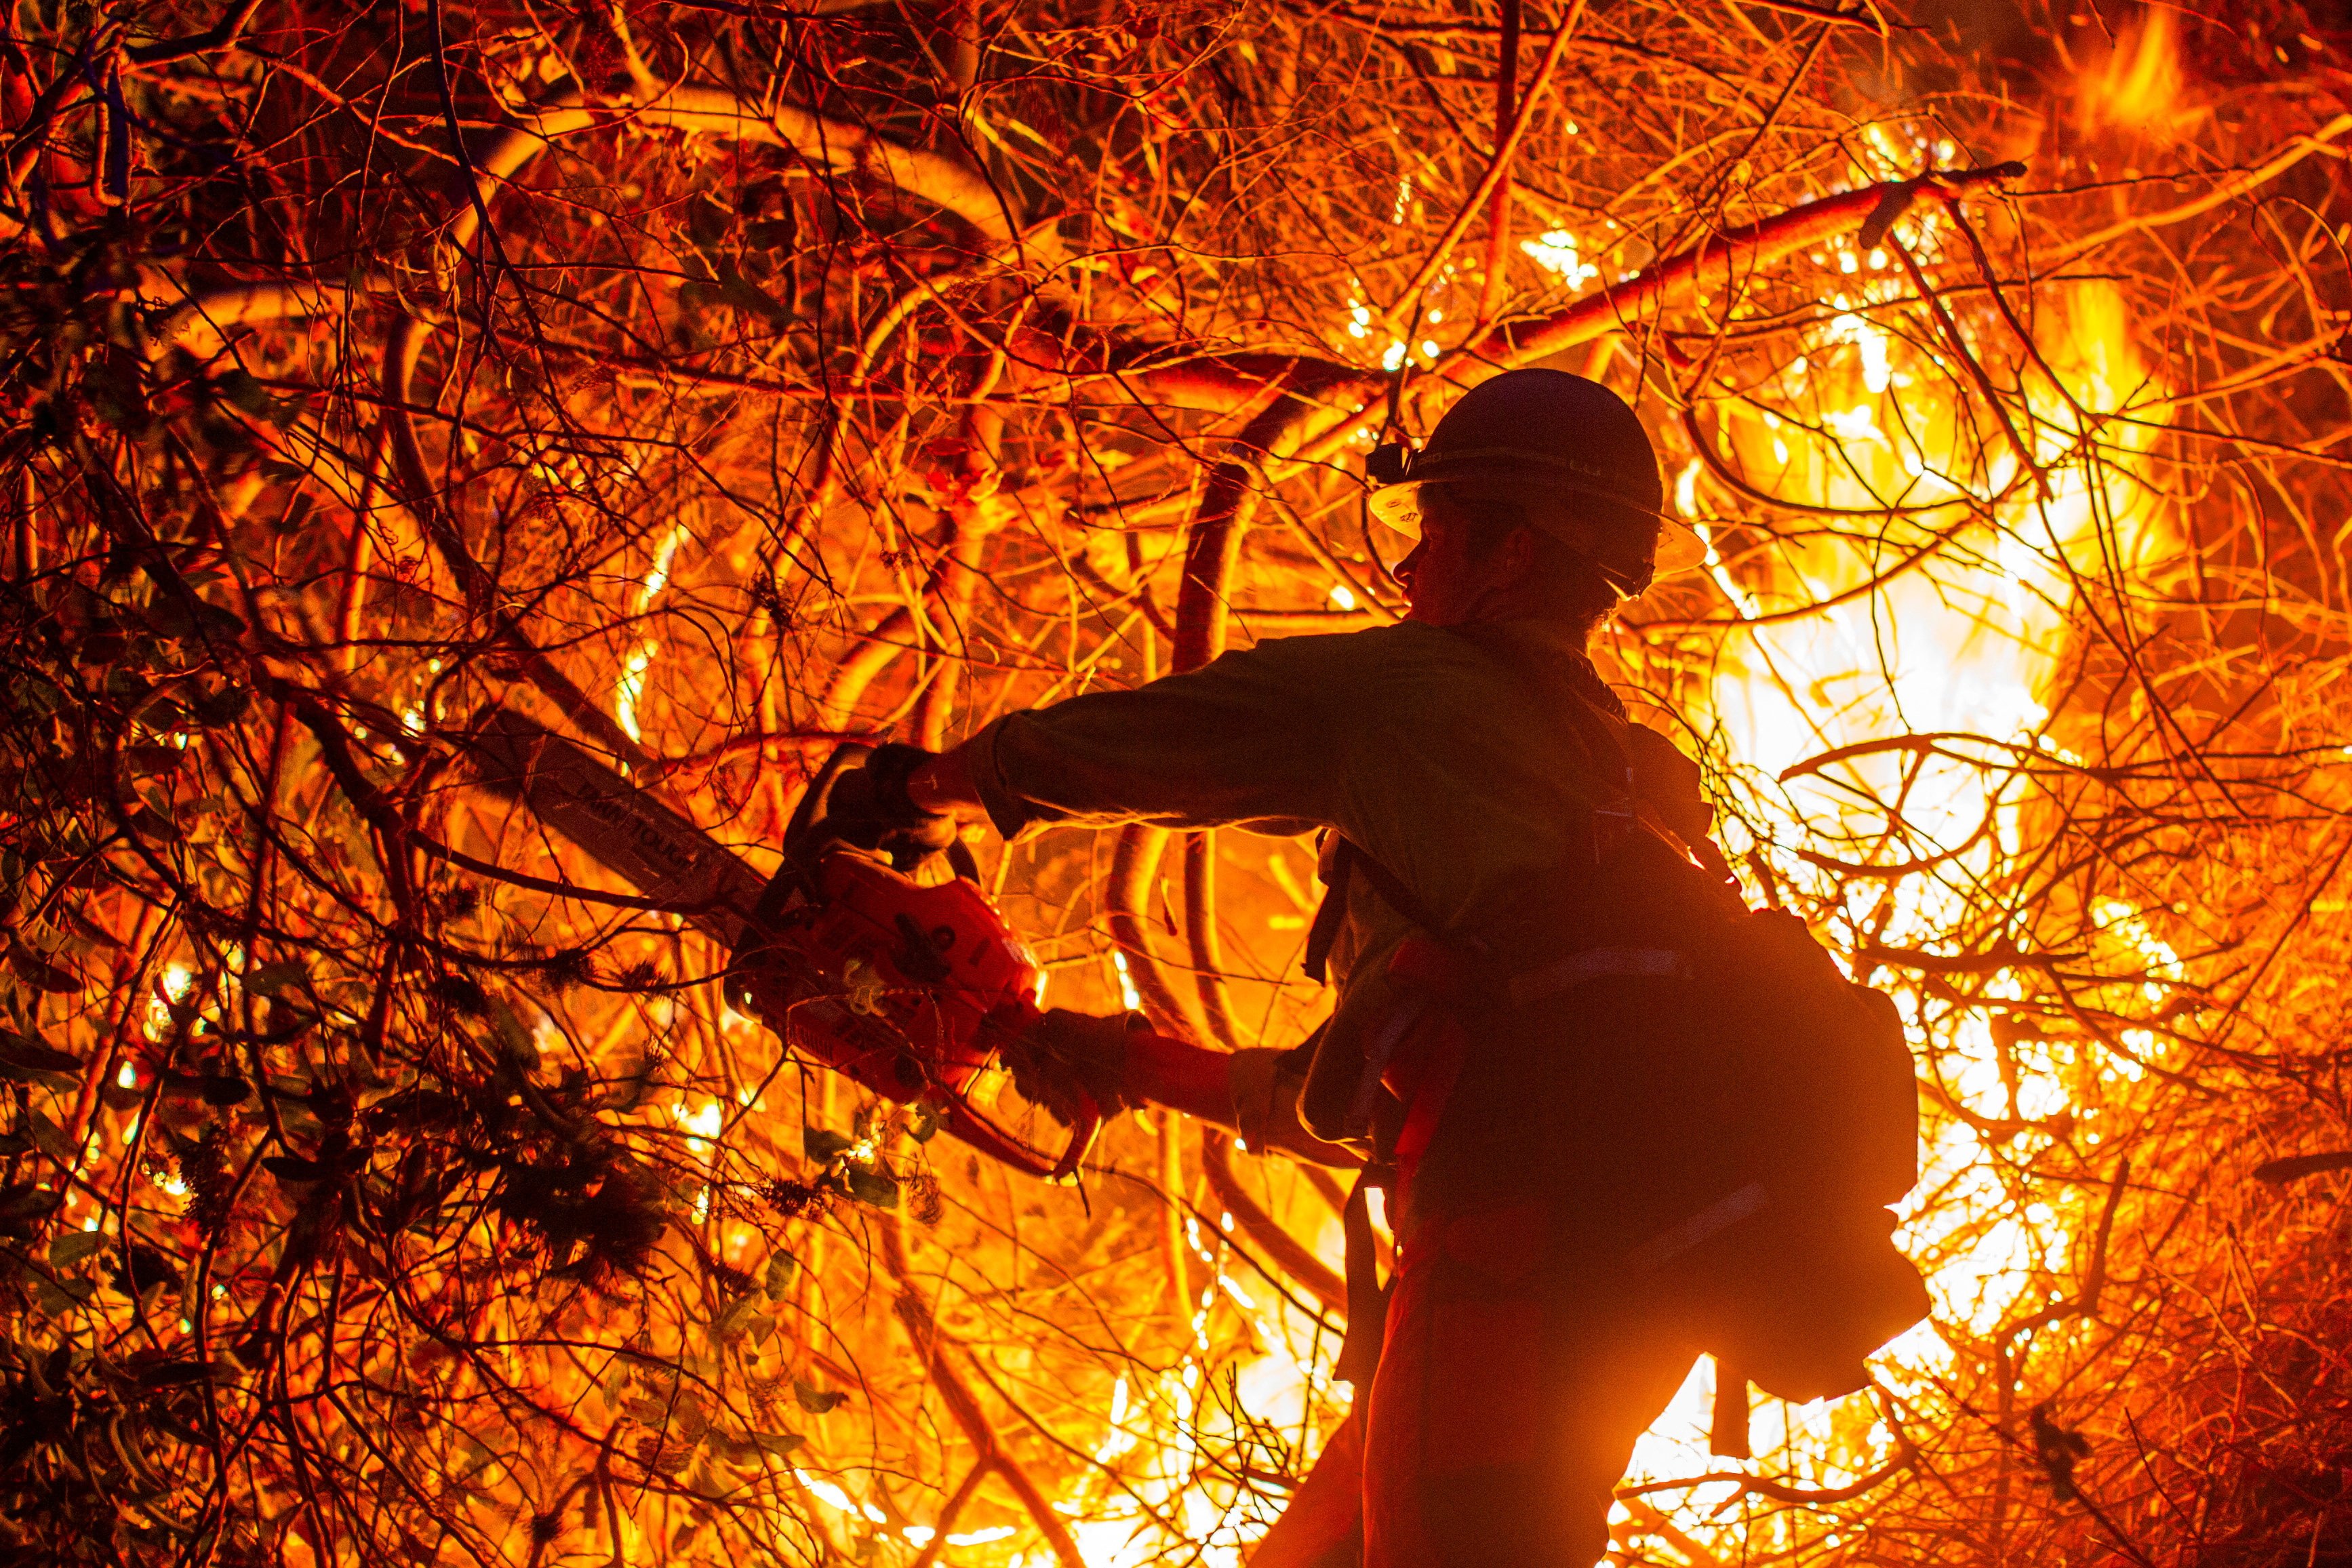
1856;181;1919;252
83;363;150;430
710;1291;762;1342
489;1001;539;1070
907;1103;940;1144
214;369;278;420
0;1037;83;1074
109;1243;177;1297
704;1426;758;1466
2029;1404;2090;1502
49;1229;105;1268
140;590;198;641
685;197;731;254
792;1379;846;1414
0;1060;77;1092
244;961;306;997
7;939;81;994
193;685;250;726
802;1127;854;1163
33;1276;95;1314
139;691;188;729
0;1183;63;1222
198;1074;252;1108
2253;1150;2352;1184
761;1251;798;1300
262;1155;326;1183
753;1431;805;1456
75;627;128;665
25;1112;76;1165
717;264;794;327
843;1164;899;1210
134;1358;226;1388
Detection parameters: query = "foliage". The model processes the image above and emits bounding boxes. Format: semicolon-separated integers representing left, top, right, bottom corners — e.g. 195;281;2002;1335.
1;0;2349;1563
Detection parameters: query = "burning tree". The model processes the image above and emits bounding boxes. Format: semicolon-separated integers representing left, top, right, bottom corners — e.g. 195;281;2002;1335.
2;0;2349;1562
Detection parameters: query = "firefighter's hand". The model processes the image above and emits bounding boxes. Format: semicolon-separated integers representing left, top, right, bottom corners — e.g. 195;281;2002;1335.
822;744;957;862
1002;1009;1146;1127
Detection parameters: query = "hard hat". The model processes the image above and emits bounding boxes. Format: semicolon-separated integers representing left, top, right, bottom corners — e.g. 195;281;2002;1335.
1365;369;1703;597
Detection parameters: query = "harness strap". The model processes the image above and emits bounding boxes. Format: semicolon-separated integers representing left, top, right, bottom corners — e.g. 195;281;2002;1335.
1300;841;1353;984
1332;1166;1394;1389
1390;1015;1469;1194
1300;835;1493;984
1343;843;1452;934
1625;1182;1770;1273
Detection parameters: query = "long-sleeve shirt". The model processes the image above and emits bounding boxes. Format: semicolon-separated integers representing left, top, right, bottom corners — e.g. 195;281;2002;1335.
964;617;1717;1148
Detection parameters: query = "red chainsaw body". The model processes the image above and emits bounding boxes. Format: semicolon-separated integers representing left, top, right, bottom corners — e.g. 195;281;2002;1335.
737;851;1088;1177
763;851;1042;1098
469;711;1090;1180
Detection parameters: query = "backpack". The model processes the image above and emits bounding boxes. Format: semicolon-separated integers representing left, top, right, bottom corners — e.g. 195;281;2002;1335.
1298;639;1930;1408
1498;828;1932;1404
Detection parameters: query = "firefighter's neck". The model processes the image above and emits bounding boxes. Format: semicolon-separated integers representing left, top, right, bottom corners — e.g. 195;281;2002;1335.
1402;522;1582;637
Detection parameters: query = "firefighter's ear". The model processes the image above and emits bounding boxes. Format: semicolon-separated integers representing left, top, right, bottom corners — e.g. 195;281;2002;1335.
1499;523;1544;579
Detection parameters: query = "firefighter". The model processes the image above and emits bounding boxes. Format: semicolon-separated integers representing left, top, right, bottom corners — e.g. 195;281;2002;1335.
826;369;1814;1567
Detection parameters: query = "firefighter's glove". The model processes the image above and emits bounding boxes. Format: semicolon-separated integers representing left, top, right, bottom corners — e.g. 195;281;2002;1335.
1003;1009;1146;1127
822;743;957;865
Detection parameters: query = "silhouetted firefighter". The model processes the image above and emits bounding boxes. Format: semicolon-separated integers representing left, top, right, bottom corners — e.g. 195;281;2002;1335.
825;370;1932;1568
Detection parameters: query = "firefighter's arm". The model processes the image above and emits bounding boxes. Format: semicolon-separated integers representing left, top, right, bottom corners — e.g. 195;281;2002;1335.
1627;722;1740;888
906;745;985;819
906;632;1380;838
1125;1031;1354;1163
1222;1043;1361;1166
1016;1013;1359;1167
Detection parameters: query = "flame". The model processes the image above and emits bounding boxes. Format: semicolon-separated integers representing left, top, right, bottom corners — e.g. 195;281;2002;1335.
1111;232;2181;1568
1616;247;2170;1529
614;524;690;744
1521;229;1601;288
2079;8;2193;138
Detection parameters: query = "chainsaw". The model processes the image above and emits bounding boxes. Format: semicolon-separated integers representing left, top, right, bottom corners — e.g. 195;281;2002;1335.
468;708;1100;1180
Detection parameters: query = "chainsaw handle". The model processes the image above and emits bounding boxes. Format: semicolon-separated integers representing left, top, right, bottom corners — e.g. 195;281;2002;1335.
782;744;872;881
785;741;979;885
941;1091;1101;1182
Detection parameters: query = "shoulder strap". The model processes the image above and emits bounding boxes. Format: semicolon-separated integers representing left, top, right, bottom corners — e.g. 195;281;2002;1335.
1300;843;1352;984
1348;841;1449;932
1298;632;1671;986
1300;836;1456;983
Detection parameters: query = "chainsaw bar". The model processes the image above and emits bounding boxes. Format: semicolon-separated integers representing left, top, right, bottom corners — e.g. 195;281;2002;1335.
469;706;769;948
466;708;1095;1182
